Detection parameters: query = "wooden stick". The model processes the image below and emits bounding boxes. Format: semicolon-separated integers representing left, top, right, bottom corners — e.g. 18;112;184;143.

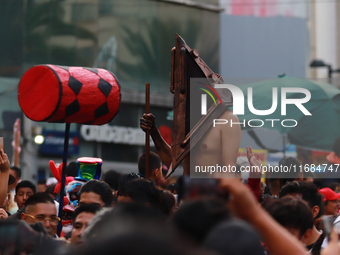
145;83;150;179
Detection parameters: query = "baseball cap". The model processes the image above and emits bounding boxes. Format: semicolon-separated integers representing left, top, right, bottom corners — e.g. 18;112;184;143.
319;188;340;202
8;174;15;185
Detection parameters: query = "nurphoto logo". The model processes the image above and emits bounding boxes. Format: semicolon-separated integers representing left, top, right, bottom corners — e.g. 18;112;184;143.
199;84;312;128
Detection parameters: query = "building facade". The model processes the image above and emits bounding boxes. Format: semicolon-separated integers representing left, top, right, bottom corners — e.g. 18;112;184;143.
0;0;220;181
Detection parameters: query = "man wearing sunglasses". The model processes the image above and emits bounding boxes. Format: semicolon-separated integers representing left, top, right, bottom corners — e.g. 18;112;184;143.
21;192;59;237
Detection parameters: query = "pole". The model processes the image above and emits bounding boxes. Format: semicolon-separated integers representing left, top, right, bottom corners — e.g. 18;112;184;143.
57;123;70;236
145;83;150;179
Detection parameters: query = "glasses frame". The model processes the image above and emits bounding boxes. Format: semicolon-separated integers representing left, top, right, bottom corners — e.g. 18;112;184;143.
24;213;60;225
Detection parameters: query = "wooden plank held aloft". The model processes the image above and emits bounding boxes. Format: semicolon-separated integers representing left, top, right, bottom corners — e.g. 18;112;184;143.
167;34;233;178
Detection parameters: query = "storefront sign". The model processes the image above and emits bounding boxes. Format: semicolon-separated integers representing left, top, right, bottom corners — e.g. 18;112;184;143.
80;124;154;146
40;130;80;155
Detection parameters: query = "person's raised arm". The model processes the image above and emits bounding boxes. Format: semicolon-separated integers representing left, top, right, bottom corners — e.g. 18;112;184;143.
140;113;172;168
0;150;10;207
219;178;308;255
246;146;262;200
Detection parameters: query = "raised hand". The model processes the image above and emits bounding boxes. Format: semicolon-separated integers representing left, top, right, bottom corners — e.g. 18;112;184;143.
0;150;10;173
140;113;157;133
247;146;262;173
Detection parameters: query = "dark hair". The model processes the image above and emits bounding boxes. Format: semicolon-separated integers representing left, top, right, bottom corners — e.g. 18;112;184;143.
313;178;322;189
333;137;340;157
79;180;113;207
278;181;301;198
38;179;46;185
117;172;141;190
203;220;264;255
72;204;101;222
25;192;55;208
172;198;231;244
75;203;192;255
16;180;36;194
82;203;165;244
118;179;161;208
138;152;162;176
275;157;302;185
10;166;21;179
303;171;314;180
326;182;340;192
279;181;324;220
160;190;176;216
102;170;122;191
265;196;313;238
66;161;78;177
45;183;56;196
279;157;302;168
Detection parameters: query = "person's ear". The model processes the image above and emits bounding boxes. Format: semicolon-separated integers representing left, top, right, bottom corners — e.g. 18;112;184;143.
144;202;151;207
14;195;17;203
153;168;160;178
21;212;26;220
157;167;163;178
312;205;320;219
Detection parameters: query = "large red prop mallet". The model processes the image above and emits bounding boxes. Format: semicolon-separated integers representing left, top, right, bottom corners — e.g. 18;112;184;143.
18;65;121;235
18;65;120;124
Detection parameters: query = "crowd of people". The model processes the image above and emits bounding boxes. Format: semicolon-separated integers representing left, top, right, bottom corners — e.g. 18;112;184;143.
2;116;340;255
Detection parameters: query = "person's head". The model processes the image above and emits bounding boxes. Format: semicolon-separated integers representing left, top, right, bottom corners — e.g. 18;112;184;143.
267;157;302;196
45;183;57;199
318;187;340;216
303;171;314;183
117;172;142;191
138;152;162;182
117;179;161;208
279;181;324;221
76;203;201;255
21;192;58;237
66;161;78;177
313;178;322;190
172;198;231;244
79;180;113;207
203;220;264;255
70;204;101;245
278;157;303;183
15;180;36;209
326;182;340;192
265;196;313;245
37;179;47;193
160;190;176;216
102;170;122;192
332;137;340;157
9;166;21;190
